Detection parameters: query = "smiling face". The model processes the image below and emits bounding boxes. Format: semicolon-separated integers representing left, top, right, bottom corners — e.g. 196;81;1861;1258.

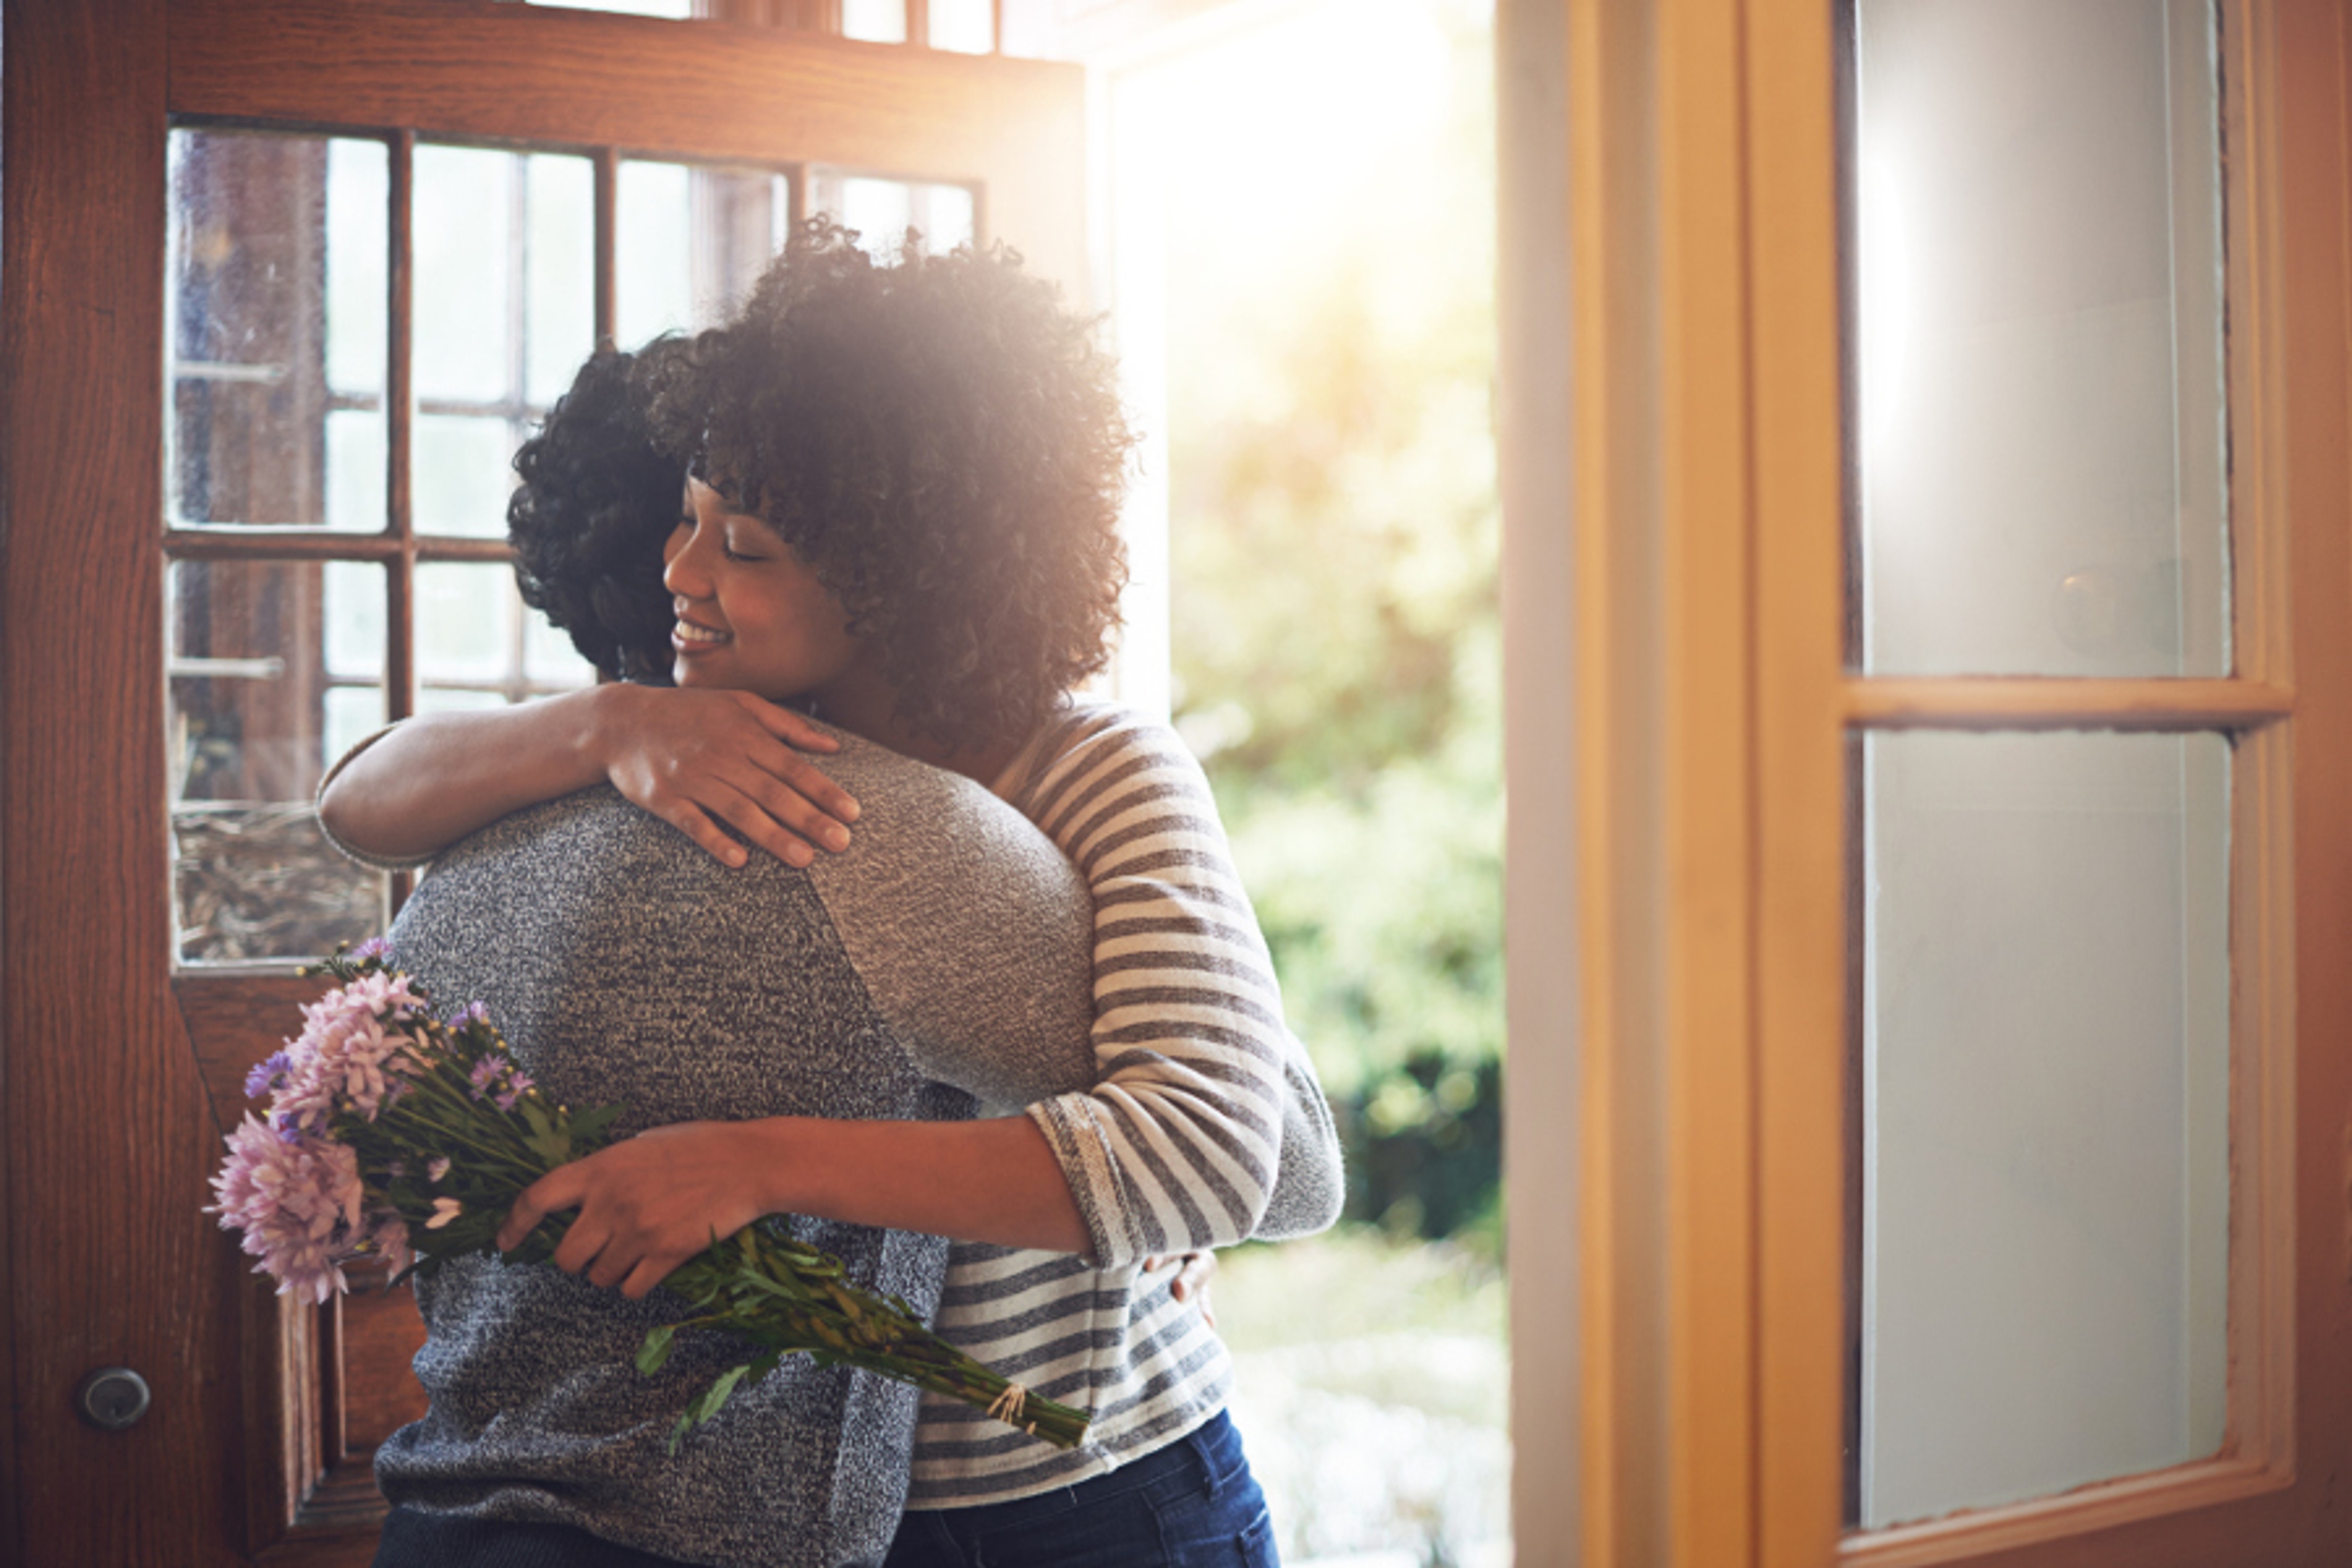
663;477;871;712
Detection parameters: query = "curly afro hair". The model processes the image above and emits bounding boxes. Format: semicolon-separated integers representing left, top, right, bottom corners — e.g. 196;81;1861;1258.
508;342;685;685
650;217;1134;752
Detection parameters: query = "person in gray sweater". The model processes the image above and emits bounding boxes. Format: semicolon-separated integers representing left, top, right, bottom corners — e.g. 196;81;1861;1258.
372;736;1098;1568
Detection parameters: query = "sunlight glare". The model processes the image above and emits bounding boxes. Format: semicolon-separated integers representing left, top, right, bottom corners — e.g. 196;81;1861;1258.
1137;0;1460;273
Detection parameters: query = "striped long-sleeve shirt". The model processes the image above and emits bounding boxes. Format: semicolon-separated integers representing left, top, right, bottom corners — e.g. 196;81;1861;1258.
908;701;1343;1507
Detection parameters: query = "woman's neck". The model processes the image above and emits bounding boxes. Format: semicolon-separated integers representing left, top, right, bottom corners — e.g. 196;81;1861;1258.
809;675;1021;789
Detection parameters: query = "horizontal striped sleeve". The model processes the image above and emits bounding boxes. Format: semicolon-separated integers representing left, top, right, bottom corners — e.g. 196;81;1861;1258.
1016;708;1299;1265
907;703;1343;1510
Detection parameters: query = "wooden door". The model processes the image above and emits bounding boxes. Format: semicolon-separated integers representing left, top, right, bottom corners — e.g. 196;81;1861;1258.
0;4;1083;1562
1535;0;2352;1562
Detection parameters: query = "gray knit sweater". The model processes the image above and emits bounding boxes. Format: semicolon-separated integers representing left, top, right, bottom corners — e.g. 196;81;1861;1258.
372;734;1095;1568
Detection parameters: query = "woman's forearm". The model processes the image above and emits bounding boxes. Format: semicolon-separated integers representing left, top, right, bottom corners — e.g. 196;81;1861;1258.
317;687;618;861
746;1114;1091;1257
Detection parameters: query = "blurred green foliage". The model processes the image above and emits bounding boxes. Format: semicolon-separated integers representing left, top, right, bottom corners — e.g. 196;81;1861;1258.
1163;0;1501;1250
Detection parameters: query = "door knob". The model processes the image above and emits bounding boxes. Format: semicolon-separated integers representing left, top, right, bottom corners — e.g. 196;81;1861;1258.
74;1366;151;1431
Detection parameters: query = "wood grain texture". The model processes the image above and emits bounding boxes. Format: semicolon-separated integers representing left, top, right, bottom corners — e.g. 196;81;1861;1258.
1;0;246;1559
1842;677;2294;731
1743;0;1849;1561
1655;0;1758;1559
339;1290;428;1450
167;0;1089;292
178;974;336;1132
1568;0;1672;1561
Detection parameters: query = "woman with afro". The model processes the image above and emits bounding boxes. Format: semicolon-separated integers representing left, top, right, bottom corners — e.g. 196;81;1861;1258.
322;218;1337;1567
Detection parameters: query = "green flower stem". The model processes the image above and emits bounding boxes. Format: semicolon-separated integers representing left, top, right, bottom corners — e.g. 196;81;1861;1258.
657;1234;1091;1451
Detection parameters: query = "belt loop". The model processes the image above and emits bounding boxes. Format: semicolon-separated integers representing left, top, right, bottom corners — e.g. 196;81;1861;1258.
1194;1420;1221;1501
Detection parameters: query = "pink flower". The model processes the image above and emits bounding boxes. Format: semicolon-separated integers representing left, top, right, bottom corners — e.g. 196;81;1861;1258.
274;973;429;1129
372;1214;415;1278
208;1114;358;1305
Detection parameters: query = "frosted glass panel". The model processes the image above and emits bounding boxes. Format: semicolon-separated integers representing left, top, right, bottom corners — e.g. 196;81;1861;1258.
1855;0;2226;676
616;159;793;346
165;129;386;530
1860;730;2229;1526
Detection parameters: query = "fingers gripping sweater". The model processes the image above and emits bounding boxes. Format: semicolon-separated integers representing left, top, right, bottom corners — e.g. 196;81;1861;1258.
372;735;1095;1568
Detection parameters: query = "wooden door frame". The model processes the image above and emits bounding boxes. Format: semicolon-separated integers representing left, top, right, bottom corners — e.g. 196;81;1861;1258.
1515;0;2352;1563
0;5;228;1565
1;5;1085;1561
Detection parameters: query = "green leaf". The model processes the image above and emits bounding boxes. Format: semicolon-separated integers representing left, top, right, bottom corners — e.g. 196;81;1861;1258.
568;1104;622;1149
687;1363;753;1430
637;1325;677;1375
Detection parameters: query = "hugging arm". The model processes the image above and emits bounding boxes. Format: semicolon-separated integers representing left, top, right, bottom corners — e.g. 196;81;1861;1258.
315;684;857;872
322;695;1340;1284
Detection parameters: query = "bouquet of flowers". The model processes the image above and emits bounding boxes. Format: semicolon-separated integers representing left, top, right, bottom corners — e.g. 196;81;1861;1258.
208;940;1088;1451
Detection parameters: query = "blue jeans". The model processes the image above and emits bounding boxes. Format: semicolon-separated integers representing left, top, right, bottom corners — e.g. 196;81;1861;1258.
883;1411;1280;1568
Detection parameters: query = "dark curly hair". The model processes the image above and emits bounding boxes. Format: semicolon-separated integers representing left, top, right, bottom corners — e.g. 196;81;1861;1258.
649;217;1134;751
508;342;685;684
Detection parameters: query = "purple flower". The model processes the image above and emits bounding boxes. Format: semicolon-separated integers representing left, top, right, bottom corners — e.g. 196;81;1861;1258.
244;1050;293;1100
467;1057;502;1100
350;937;391;962
492;1071;534;1112
447;1000;489;1027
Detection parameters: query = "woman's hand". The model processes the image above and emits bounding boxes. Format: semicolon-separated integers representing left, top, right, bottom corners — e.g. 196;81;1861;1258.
1143;1251;1218;1328
497;1121;781;1300
594;685;859;869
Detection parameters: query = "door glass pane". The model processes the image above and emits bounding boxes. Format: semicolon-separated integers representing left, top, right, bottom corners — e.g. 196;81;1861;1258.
415;415;517;540
418;561;597;708
166;129;387;532
529;0;693;13
170;559;387;965
929;0;994;54
843;0;908;44
415;146;594;537
616;160;794;346
808;172;976;257
1860;729;2229;1526
414;145;511;404
1854;0;2227;676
